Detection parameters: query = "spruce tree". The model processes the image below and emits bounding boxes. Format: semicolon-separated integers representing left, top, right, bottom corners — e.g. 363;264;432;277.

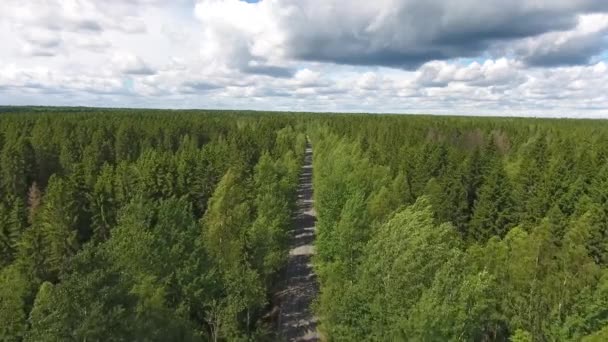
38;175;80;281
469;157;515;242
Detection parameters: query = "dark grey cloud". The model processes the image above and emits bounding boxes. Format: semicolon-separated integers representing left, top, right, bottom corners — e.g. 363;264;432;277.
316;87;349;96
257;88;292;97
123;65;156;75
280;0;608;69
20;29;63;57
74;20;103;32
114;54;157;76
292;43;457;69
525;36;607;66
40;17;103;33
519;31;608;67
24;34;61;49
28;49;58;57
241;64;295;78
181;81;222;93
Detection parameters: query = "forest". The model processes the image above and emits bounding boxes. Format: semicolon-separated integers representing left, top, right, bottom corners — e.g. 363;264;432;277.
1;108;608;341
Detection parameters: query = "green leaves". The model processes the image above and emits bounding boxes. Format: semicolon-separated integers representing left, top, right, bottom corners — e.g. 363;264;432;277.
310;118;608;341
469;157;515;242
0;266;28;342
0;199;27;266
38;175;80;282
406;257;498;340
0;111;310;341
2;110;608;341
25;248;140;342
202;169;251;268
317;198;465;340
357;198;461;339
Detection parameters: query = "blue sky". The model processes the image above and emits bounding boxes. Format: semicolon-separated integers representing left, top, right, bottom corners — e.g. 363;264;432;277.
0;0;607;117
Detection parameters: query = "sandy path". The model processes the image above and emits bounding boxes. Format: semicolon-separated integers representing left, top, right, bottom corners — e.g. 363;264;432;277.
277;144;320;341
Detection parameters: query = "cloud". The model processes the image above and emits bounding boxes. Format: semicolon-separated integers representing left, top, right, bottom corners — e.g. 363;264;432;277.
0;63;124;95
0;0;159;61
72;35;112;52
0;0;607;117
0;0;153;38
194;0;289;77
192;0;608;69
14;27;63;57
415;59;526;88
292;69;323;87
22;28;62;49
181;81;222;93
242;63;295;78
511;14;608;66
112;53;156;75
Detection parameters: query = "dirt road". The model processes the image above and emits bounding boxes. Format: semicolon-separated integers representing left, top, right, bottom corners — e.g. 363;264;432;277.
277;144;320;341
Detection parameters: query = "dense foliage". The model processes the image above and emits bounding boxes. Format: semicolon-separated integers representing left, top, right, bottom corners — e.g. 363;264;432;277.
0;109;306;341
1;108;608;341
311;115;608;341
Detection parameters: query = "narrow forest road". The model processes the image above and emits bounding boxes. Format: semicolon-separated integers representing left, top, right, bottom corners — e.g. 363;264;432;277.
277;143;320;341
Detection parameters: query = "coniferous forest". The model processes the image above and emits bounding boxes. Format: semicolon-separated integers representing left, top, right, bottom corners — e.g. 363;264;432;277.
1;108;608;341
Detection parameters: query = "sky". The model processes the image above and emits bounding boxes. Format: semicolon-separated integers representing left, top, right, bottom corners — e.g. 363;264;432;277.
0;0;608;117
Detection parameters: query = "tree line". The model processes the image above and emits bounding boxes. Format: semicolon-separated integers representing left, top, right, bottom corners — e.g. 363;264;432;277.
0;109;306;341
2;108;608;341
311;115;608;341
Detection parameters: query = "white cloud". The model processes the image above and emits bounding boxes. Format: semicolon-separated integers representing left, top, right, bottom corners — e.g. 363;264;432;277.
189;0;608;69
193;0;288;75
509;14;608;66
293;69;322;87
0;63;124;94
0;0;607;117
111;53;155;75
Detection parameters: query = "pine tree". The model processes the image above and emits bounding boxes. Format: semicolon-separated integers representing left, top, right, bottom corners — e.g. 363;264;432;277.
247;153;290;281
0;204;11;266
24;247;180;342
68;164;94;243
465;148;485;212
513;151;547;227
27;182;42;224
469;157;515;242
81;130;113;186
0;266;28;342
202;169;251;268
30;119;61;187
587;165;608;264
38;175;80;281
426;161;470;234
1;137;35;199
90;165;117;243
405;253;497;340
14;222;46;283
332;191;369;278
115;123;139;162
0;197;28;266
346;197;460;340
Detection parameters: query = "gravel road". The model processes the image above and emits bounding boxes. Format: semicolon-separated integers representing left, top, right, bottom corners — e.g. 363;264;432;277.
277;144;320;341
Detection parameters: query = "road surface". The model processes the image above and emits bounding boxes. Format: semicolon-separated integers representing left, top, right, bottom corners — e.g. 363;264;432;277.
277;143;320;341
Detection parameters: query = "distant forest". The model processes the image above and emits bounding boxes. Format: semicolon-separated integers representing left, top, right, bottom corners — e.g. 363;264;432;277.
1;108;608;341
